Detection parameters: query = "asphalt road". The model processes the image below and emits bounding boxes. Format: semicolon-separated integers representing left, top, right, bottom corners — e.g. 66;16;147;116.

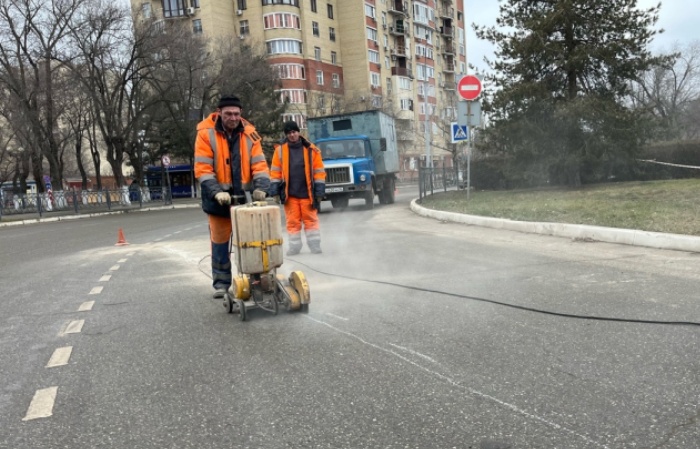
1;188;699;448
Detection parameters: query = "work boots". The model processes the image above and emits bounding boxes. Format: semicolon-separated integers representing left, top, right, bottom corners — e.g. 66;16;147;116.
308;242;322;254
286;245;302;256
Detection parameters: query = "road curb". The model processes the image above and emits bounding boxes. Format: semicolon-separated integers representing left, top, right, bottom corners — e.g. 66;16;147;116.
410;199;700;253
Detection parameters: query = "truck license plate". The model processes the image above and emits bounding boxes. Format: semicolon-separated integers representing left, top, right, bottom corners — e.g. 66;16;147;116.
325;187;343;193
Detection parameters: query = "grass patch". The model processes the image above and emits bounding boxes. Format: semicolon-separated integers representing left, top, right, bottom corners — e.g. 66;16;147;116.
420;179;700;236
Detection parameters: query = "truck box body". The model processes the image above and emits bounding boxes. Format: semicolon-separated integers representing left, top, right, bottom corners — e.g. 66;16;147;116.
307;111;399;209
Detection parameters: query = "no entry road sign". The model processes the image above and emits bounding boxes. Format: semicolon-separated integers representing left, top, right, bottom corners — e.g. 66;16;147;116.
457;75;482;101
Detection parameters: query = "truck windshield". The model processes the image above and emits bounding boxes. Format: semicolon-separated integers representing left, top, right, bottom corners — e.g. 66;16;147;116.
318;140;365;160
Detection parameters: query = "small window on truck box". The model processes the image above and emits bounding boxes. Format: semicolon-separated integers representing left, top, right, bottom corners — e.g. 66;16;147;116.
332;119;352;131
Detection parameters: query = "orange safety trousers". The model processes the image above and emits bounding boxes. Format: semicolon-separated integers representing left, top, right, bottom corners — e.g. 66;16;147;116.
208;214;233;289
284;197;320;250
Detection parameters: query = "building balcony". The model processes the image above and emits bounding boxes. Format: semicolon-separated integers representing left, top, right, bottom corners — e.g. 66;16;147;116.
443;62;455;73
440;81;455;90
391;67;413;78
391;45;408;57
388;0;410;16
438;7;454;19
389;23;410;36
441;43;455;55
440;26;454;38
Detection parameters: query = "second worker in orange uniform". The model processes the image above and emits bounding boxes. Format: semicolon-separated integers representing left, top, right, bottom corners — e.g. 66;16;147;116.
270;121;326;255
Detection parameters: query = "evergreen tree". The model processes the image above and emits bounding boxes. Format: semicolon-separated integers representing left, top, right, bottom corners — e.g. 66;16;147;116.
475;0;670;187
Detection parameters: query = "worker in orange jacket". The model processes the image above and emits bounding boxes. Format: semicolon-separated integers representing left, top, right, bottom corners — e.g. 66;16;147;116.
194;95;270;298
269;121;326;255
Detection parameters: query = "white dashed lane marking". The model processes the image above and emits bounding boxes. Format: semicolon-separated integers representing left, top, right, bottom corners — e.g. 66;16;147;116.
118;258;127;263
89;286;103;295
99;275;111;282
22;387;58;421
109;265;120;271
46;347;73;368
61;320;84;335
78;301;95;312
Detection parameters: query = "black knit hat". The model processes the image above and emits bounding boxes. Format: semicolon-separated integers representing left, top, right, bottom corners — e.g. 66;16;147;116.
283;120;300;133
217;96;243;109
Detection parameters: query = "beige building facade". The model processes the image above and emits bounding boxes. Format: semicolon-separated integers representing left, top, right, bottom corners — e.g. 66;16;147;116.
132;0;467;172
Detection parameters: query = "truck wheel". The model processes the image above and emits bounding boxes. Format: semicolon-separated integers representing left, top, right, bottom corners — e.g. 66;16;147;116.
364;189;375;210
331;197;349;209
387;178;395;204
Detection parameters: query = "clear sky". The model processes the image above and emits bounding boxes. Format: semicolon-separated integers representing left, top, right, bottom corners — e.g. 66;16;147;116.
464;0;700;74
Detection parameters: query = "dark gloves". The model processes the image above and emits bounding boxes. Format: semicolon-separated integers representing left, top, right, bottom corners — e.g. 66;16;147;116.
313;182;325;199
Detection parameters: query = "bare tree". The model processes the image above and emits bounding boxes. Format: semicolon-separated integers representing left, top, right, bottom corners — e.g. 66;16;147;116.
0;0;88;192
64;0;161;188
633;40;700;141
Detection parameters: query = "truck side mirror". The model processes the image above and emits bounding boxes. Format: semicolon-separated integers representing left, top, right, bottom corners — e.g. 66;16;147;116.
380;137;387;152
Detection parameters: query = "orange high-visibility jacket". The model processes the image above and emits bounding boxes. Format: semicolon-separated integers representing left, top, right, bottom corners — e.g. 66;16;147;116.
194;112;270;193
270;140;325;200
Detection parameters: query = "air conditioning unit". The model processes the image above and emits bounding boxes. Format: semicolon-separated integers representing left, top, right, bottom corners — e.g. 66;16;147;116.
383;45;389;51
382;24;387;29
186;7;195;16
236;9;243;16
391;55;397;61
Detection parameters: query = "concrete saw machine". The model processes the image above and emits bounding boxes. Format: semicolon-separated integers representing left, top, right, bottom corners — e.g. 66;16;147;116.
223;199;310;321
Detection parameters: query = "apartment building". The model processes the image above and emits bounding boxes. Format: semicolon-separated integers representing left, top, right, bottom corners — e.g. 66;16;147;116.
132;0;467;170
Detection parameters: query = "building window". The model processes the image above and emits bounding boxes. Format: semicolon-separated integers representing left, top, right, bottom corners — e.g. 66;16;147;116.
312;21;319;36
331;51;337;64
310;0;317;12
368;50;379;64
237;0;247;9
316;70;324;85
329;27;336;41
314;47;321;61
366;27;377;42
191;0;199;6
263;13;301;29
386;78;392;94
266;39;303;55
399;77;411;90
372;95;382;108
332;73;340;88
370;72;380;87
239;20;249;35
193;19;203;34
365;4;375;19
162;0;187;18
141;3;151;18
400;98;413;111
384;56;389;69
327;3;333;19
274;63;306;79
262;0;299;6
278;89;307;104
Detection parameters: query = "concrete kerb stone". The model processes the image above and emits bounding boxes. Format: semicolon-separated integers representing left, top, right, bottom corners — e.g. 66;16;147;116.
410;198;700;254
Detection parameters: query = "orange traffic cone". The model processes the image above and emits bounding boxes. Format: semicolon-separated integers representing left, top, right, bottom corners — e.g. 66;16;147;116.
115;228;129;246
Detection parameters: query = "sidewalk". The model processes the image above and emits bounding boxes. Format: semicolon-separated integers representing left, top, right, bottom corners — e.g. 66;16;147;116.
0;198;201;228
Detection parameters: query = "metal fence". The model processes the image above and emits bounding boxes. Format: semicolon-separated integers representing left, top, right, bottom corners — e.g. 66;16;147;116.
417;165;462;201
0;187;174;221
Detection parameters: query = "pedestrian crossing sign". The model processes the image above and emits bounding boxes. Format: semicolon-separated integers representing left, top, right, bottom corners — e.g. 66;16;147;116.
451;123;469;143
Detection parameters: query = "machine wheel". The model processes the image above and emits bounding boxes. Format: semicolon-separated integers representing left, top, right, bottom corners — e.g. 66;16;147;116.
364;188;375;210
289;271;310;312
224;293;234;313
331;197;349;209
269;293;279;315
276;275;301;311
236;299;247;321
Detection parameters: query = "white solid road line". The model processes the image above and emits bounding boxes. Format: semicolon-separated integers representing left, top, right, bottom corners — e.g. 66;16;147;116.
22;387;58;421
46;347;73;368
88;286;103;295
78;301;95;312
